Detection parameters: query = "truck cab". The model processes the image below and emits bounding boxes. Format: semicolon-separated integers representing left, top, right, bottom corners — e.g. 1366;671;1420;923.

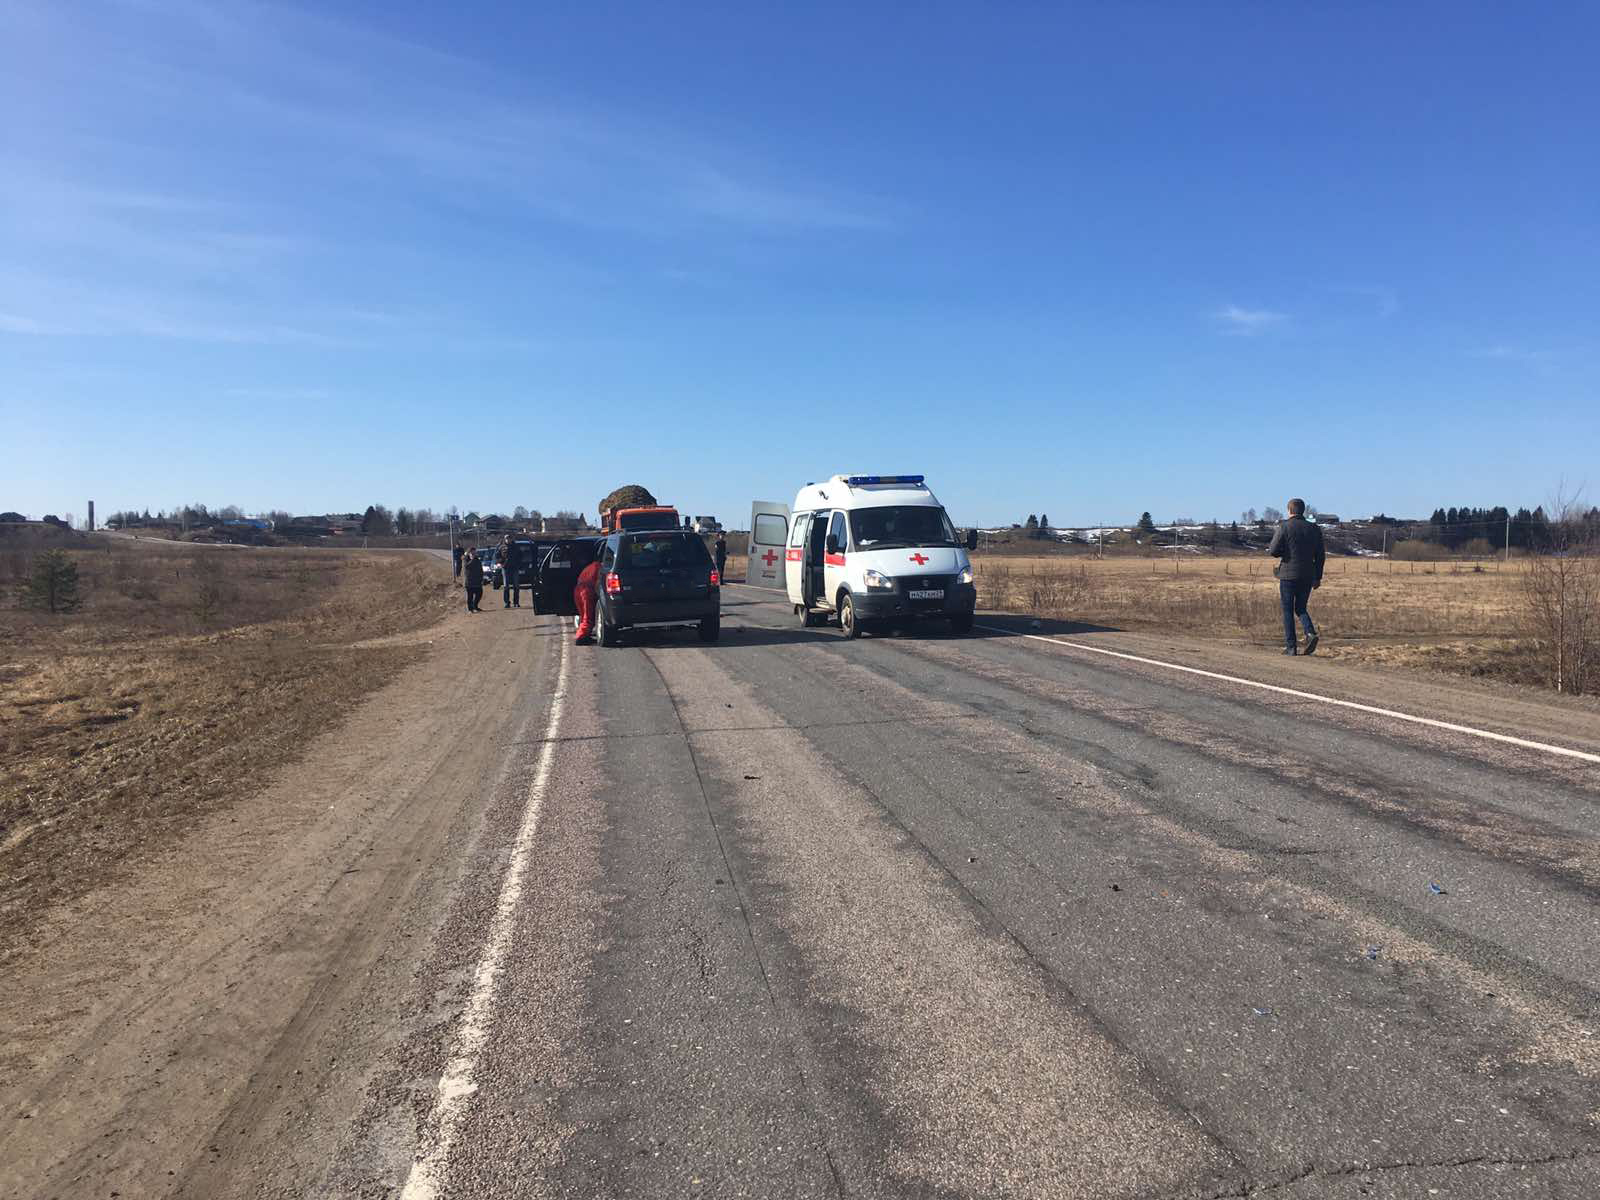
752;475;978;638
599;505;681;534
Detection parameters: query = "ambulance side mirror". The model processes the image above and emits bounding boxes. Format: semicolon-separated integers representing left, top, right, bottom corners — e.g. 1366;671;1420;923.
965;528;979;550
826;534;840;555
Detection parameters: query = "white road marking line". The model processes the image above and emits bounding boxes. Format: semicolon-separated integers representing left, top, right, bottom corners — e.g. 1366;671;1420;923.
974;623;1600;766
400;636;571;1200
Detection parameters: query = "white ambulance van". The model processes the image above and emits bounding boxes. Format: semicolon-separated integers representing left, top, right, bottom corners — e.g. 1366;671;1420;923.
749;475;978;638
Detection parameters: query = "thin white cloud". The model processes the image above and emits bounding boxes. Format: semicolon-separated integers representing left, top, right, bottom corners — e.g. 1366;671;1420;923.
1471;344;1555;368
1214;305;1289;336
224;386;335;402
0;311;65;335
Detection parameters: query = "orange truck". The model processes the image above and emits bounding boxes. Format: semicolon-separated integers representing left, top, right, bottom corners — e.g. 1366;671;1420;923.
598;504;681;534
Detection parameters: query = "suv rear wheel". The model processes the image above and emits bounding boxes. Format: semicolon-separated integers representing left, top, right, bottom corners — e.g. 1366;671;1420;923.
698;615;720;642
598;613;620;646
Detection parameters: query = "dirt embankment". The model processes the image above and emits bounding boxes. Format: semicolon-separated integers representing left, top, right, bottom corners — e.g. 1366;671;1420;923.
0;537;455;954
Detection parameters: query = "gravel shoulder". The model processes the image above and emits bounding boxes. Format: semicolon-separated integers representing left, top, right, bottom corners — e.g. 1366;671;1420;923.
0;594;558;1200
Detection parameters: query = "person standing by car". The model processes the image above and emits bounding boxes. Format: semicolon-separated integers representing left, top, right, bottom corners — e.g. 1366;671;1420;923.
501;535;523;608
573;557;602;644
463;547;485;612
713;531;728;581
1268;498;1325;655
452;543;463;584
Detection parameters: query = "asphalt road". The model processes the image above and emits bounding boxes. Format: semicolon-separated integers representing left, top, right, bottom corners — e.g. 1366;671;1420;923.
5;577;1598;1199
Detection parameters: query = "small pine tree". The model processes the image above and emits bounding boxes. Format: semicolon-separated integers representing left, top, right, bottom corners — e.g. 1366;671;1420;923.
1024;514;1039;535
1038;513;1051;538
23;549;82;614
1136;512;1157;536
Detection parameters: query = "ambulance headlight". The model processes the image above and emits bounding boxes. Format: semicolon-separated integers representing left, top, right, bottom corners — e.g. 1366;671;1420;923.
958;566;974;585
862;569;894;591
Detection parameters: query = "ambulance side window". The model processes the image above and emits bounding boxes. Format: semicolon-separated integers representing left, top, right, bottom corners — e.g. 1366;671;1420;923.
789;512;808;547
827;511;847;554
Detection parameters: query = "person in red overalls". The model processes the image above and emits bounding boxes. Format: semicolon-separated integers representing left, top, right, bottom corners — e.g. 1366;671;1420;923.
574;557;602;644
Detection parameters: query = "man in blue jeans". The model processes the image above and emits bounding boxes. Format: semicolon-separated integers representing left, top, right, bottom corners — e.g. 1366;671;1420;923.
1267;498;1325;655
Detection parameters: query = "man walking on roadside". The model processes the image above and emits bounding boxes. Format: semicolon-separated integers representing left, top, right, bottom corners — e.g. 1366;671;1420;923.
452;543;463;584
501;536;523;608
713;531;728;581
1268;498;1324;655
463;547;484;612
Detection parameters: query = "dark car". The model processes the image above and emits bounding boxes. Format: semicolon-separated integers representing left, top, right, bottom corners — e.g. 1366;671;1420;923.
500;538;548;591
595;529;720;645
536;531;720;645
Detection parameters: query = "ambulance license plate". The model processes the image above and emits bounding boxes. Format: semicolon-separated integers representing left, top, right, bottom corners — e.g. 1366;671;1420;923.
908;588;944;601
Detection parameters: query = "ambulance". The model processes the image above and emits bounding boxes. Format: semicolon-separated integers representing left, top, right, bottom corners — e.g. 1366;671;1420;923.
749;475;978;638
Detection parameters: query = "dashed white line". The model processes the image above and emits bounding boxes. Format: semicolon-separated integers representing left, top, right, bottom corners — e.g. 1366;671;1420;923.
399;635;571;1200
974;622;1600;766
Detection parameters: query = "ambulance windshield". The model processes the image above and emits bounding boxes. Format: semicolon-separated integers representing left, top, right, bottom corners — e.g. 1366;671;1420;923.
849;505;958;550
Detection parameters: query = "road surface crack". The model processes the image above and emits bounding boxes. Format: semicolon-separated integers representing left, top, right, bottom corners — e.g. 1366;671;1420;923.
1196;1144;1600;1198
639;649;849;1199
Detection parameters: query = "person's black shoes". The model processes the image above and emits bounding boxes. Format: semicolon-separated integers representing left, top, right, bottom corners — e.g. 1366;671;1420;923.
1303;633;1319;656
1282;646;1298;655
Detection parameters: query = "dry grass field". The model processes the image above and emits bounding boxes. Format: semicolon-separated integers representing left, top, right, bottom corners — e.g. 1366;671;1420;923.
975;553;1544;682
0;535;454;950
727;549;1552;687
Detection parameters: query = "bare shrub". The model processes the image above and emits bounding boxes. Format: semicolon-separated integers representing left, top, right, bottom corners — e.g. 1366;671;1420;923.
1522;514;1600;694
192;558;228;627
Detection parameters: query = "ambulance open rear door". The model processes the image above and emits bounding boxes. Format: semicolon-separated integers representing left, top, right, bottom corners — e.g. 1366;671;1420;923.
747;502;790;591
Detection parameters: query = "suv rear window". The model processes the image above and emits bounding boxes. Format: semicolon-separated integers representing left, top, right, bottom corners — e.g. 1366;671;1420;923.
619;533;712;570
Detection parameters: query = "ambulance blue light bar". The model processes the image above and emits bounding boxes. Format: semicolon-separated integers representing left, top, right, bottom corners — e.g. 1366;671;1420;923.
844;474;925;487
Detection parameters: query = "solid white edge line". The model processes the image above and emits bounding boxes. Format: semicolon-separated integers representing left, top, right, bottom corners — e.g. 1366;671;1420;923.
399;636;571;1200
972;622;1600;766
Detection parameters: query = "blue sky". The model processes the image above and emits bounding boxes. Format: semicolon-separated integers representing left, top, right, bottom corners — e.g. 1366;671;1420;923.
3;0;1596;527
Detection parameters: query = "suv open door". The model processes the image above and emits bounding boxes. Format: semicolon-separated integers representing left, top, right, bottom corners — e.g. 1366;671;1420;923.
533;537;601;616
747;502;790;591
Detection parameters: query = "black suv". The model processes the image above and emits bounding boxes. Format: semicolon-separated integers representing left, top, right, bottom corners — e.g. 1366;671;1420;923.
599;530;722;645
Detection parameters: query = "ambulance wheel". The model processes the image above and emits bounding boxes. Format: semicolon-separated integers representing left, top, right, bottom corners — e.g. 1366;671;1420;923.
598;617;619;647
839;593;862;639
950;612;974;635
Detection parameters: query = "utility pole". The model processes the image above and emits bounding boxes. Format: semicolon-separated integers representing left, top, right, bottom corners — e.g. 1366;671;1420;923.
87;500;95;532
1505;514;1511;563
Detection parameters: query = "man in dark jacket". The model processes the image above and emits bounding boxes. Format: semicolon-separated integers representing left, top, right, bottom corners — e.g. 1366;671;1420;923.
713;532;728;580
452;543;463;584
1267;498;1324;655
501;536;523;608
463;548;484;612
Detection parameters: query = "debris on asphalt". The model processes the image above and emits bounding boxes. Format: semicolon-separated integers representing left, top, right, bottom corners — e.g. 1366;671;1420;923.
1366;945;1381;960
1252;1007;1274;1017
1110;883;1121;892
743;774;760;780
967;856;978;864
1428;882;1447;895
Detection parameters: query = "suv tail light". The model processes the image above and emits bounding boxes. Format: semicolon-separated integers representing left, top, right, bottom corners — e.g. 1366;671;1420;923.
709;569;720;587
604;571;621;595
